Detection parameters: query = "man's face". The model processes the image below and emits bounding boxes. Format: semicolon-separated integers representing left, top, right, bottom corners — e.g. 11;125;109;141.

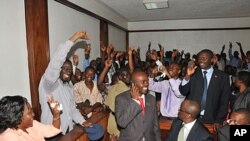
60;61;73;82
84;69;95;83
228;112;249;125
121;71;131;85
168;64;181;78
178;101;190;121
134;72;149;95
198;52;213;70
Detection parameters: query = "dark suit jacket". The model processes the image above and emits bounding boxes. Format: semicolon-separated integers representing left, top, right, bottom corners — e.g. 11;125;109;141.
166;118;213;141
179;68;230;123
115;90;161;141
218;125;230;141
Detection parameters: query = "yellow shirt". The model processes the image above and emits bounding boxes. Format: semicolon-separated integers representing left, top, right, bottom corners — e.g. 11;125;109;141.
104;80;130;136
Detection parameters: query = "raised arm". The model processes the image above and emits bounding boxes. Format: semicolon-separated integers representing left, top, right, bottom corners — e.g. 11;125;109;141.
228;42;233;59
43;31;90;86
236;42;246;60
128;47;134;73
97;59;112;92
220;44;225;55
158;44;164;64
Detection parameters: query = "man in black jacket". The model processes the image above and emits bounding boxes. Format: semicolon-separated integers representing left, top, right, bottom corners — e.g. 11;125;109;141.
179;49;230;129
166;100;212;141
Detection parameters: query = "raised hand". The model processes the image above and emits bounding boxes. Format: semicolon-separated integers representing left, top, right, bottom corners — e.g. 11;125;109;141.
137;47;140;53
148;41;151;51
212;54;218;65
229;42;232;48
110;51;117;60
222;44;225;50
130;84;140;100
158;43;162;50
100;43;107;53
105;59;112;68
70;31;90;43
107;44;113;55
128;47;134;56
185;60;197;80
47;96;61;118
236;42;242;47
160;46;164;57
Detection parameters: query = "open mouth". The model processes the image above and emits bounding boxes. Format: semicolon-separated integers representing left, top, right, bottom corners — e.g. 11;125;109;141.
199;63;205;67
63;74;69;79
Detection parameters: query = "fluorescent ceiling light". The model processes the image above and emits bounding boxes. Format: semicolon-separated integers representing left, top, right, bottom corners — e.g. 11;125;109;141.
143;0;169;10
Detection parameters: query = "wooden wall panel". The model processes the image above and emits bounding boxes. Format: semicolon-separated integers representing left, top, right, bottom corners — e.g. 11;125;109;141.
25;0;50;121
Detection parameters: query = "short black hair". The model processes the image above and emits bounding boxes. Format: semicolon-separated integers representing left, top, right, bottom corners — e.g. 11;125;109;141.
0;95;27;133
197;49;213;58
85;66;95;72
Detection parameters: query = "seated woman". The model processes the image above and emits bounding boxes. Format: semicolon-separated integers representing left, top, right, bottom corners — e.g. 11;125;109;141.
0;95;61;141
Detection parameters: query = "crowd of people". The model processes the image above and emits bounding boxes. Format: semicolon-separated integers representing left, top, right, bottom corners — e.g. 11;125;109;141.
0;31;250;141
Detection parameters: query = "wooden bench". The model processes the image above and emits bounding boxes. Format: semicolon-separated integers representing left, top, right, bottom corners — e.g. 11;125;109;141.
58;109;110;141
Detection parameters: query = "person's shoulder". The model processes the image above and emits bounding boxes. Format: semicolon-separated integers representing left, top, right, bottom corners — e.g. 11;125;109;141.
73;81;85;88
146;93;156;100
213;68;228;76
195;120;211;134
116;90;130;99
0;128;20;141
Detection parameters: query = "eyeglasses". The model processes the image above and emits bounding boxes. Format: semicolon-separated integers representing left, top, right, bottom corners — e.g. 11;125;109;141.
61;67;73;72
178;109;191;114
227;119;239;125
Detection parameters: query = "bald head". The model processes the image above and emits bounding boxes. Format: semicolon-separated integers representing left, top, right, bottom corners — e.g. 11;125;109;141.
132;70;147;82
182;100;201;119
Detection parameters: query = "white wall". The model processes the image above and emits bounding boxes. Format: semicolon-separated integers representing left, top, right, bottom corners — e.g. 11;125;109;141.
69;0;128;29
129;30;250;61
0;0;31;102
108;24;126;51
128;17;250;30
48;0;100;71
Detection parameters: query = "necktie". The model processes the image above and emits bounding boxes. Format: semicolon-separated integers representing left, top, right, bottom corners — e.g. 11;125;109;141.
177;124;185;141
201;71;208;111
137;97;145;115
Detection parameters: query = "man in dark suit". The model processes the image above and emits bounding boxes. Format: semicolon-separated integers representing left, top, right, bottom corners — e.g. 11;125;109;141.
167;100;213;141
179;49;230;128
115;70;161;141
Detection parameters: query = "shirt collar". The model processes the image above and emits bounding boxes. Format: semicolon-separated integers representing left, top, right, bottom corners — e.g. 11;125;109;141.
139;94;145;99
183;119;196;131
201;66;213;74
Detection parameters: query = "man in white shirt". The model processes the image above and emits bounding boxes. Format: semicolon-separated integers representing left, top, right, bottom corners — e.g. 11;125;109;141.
166;100;212;141
39;31;93;140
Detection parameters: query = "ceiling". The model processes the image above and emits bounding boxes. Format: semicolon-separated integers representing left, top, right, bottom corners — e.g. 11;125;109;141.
98;0;250;22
